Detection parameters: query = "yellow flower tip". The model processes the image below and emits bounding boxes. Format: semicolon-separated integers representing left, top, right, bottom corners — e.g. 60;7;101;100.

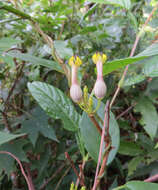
68;56;82;67
92;52;107;64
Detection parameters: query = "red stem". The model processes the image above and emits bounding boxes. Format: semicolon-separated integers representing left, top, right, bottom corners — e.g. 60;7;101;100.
65;152;85;186
92;101;110;190
144;174;158;183
110;4;158;108
0;151;33;190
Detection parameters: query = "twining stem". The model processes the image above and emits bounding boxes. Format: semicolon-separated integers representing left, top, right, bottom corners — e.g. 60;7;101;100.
92;101;110;190
144;174;158;182
24;163;35;190
110;3;158;108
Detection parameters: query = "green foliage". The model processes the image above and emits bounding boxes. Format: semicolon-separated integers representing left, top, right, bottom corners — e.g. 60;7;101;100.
0;132;25;146
118;140;143;156
103;56;146;76
89;0;131;10
7;51;63;73
0;139;28;175
113;181;158;190
1;0;158;189
134;96;158;139
28;82;80;132
80;99;120;164
21;107;58;146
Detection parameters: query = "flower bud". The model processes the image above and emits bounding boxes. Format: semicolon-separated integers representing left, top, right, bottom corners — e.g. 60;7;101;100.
68;56;83;103
92;52;107;99
94;79;107;99
70;84;82;103
70;182;74;190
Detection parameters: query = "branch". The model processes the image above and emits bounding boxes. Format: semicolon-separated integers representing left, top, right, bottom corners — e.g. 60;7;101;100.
24;163;35;190
54;166;71;190
65;152;85;186
89;115;102;136
116;103;137;120
144;174;158;183
4;60;25;108
0;4;33;21
39;163;65;190
110;3;158;108
76;159;86;188
0;3;70;84
92;100;110;190
0;151;33;190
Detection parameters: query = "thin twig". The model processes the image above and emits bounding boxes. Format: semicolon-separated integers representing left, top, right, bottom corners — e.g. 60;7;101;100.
110;3;158;108
39;163;65;190
4;61;25;108
92;101;110;190
76;160;86;188
24;163;35;190
57;21;65;40
54;166;71;190
89;115;102;136
116;103;137;120
0;151;33;190
65;152;85;186
0;4;71;84
2;112;12;132
2;58;25;132
144;174;158;182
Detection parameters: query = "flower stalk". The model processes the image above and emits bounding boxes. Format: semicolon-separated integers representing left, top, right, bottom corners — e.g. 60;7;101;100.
92;53;107;99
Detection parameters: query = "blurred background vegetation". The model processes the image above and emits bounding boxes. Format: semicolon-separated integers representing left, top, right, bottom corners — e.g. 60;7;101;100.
1;0;158;189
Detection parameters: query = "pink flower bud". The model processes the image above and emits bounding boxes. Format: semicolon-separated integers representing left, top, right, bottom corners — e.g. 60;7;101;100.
70;84;82;103
92;52;107;99
94;79;107;99
68;56;83;103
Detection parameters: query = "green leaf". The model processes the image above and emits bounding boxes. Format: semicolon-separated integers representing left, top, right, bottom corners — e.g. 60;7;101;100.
123;74;146;87
137;43;158;57
79;99;120;164
103;56;147;76
134;97;158;139
102;43;158;76
142;55;158;77
125;181;158;190
127;11;138;31
28;82;80;132
81;26;97;34
123;55;158;87
154;142;158;149
21;107;58;146
6;51;63;73
35;147;50;179
128;156;143;176
0;132;25;146
81;3;98;21
0;139;28;175
0;37;22;51
54;40;73;59
89;0;131;10
118;140;143;156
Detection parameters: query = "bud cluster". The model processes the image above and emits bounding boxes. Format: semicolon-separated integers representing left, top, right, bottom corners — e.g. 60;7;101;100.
68;53;107;113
